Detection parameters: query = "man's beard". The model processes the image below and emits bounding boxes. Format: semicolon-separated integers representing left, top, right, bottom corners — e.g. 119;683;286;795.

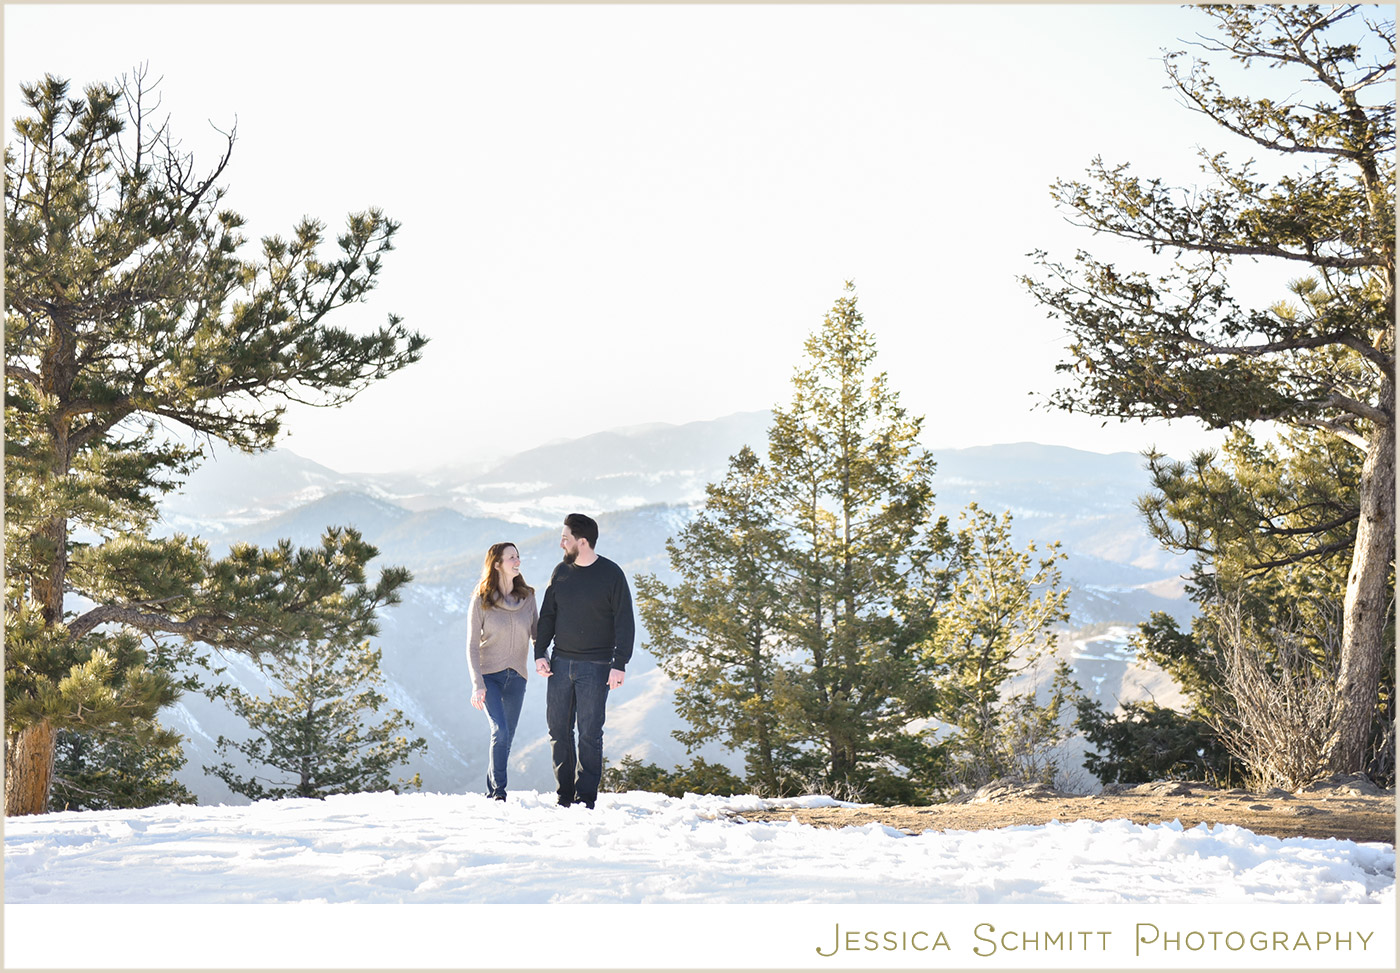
563;549;577;565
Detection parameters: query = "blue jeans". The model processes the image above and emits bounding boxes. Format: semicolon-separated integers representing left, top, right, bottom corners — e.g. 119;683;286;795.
482;668;527;799
545;657;610;806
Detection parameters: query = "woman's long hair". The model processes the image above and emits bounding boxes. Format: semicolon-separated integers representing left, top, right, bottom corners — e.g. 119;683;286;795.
475;542;533;609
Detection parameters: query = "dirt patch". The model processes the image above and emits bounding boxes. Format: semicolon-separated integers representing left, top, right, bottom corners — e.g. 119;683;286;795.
731;776;1396;845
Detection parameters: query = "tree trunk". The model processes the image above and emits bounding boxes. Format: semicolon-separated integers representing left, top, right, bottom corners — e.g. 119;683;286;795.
5;720;58;816
1331;413;1396;773
748;644;778;795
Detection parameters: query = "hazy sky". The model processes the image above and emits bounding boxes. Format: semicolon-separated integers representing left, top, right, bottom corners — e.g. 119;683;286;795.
6;4;1296;473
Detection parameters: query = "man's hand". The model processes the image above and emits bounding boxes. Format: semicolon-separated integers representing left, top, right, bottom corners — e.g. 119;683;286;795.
536;657;552;677
608;668;625;690
471;688;486;710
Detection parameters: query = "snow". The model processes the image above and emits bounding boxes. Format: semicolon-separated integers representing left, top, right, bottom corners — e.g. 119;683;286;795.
412;582;472;615
5;790;1392;906
6;791;1396;970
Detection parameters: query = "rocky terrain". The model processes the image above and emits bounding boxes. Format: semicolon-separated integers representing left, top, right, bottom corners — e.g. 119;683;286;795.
731;774;1397;845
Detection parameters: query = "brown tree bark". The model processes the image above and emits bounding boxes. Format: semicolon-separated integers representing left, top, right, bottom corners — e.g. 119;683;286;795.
1331;401;1397;774
14;307;78;816
5;720;58;816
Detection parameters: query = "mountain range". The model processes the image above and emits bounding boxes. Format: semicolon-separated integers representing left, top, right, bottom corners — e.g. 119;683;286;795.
156;411;1195;803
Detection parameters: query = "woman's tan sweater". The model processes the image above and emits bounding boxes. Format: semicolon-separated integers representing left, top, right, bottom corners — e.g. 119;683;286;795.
465;588;539;694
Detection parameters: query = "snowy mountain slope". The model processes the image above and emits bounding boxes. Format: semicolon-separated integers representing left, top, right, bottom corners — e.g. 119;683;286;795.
157;445;373;535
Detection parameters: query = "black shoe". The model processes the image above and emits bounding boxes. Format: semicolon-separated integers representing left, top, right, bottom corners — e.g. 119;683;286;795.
491;793;506;802
557;794;575;808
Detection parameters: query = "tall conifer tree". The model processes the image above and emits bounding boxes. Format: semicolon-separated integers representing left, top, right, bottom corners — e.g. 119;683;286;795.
640;285;1084;801
4;70;425;814
642;285;951;801
1023;5;1394;772
764;284;945;798
636;447;797;795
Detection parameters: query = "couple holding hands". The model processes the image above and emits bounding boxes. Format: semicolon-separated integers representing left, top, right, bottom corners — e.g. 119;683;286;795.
464;512;634;809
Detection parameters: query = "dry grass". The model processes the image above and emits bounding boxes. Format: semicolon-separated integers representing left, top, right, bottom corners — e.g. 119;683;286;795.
729;779;1396;845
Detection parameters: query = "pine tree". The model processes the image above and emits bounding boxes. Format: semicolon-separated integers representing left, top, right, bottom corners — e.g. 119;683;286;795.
206;635;427;800
640;286;948;801
1023;6;1394;772
923;505;1073;788
49;724;196;811
1133;426;1394;784
1074;696;1239;786
4;69;425;815
635;447;798;795
993;658;1082;787
762;284;947;800
641;285;1082;802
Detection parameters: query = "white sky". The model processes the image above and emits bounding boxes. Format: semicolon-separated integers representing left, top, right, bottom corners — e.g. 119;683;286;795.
5;3;1307;473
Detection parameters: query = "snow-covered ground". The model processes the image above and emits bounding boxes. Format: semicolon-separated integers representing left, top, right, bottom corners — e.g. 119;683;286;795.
6;791;1396;970
6;790;1392;906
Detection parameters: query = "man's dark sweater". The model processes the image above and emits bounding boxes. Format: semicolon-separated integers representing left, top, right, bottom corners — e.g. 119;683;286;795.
534;555;635;670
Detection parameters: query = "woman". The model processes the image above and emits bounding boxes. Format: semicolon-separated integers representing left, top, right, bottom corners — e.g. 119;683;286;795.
466;542;538;801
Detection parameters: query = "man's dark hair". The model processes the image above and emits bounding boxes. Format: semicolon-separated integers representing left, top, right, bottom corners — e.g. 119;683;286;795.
564;512;599;549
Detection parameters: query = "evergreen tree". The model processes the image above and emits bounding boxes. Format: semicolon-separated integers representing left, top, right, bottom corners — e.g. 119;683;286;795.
601;755;748;798
641;285;1082;803
4;69;425;815
992;658;1083;787
49;724;196;811
1073;698;1240;786
922;505;1074;788
1023;6;1394;772
1133;426;1394;783
206;635;427;800
44;604;211;811
762;284;946;801
635;447;799;795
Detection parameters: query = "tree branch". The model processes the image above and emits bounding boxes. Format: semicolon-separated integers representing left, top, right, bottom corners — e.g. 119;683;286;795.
1183;329;1369;360
1063;215;1379;269
1332;332;1396;373
1261;509;1359;538
1246;535;1359;573
5;364;42;387
1295;418;1368;451
1320;392;1391;427
66;603;226;642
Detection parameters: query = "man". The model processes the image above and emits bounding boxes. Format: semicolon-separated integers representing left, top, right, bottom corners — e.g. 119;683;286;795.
534;512;634;809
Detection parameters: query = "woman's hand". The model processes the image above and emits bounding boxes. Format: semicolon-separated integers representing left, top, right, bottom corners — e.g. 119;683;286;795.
471;688;486;710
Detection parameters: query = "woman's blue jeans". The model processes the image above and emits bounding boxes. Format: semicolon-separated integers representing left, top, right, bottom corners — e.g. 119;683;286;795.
482;667;527;799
